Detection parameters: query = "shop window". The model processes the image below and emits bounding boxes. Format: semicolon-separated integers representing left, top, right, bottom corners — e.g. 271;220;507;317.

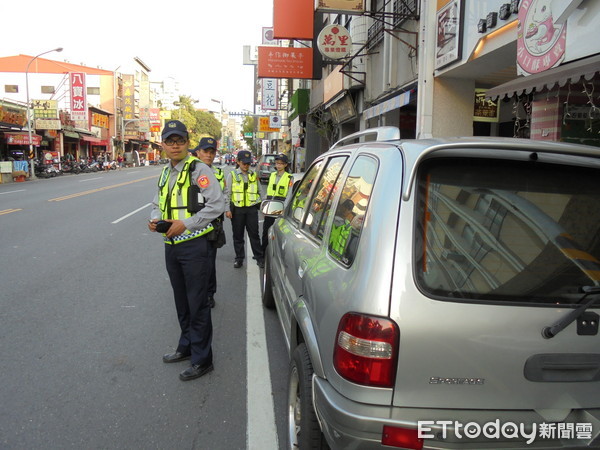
41;86;55;94
87;87;100;95
4;85;18;93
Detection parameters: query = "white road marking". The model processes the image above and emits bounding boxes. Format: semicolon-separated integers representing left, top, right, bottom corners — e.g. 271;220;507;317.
112;203;152;224
0;189;26;195
246;236;279;450
79;177;103;182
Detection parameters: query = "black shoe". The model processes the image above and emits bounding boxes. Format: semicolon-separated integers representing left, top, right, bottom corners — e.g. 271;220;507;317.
179;363;214;381
257;259;265;269
234;260;243;268
162;351;191;363
208;296;215;308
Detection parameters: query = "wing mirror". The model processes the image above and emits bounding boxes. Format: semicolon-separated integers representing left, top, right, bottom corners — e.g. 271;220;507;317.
261;200;285;217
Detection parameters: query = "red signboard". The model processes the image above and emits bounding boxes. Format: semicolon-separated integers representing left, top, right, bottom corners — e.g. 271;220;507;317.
70;72;88;122
273;0;313;40
258;46;314;79
5;133;42;146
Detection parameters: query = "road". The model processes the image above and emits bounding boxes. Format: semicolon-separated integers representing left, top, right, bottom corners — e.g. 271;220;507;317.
0;165;289;449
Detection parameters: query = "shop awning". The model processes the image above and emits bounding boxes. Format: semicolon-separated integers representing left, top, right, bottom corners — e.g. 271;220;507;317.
362;90;412;120
486;54;600;100
80;135;104;144
3;131;42;146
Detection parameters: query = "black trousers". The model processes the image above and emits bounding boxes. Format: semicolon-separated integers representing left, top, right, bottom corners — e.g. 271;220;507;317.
208;245;217;297
261;216;276;252
165;236;213;366
231;205;263;262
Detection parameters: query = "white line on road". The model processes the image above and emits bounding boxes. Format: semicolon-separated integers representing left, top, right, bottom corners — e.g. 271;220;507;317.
246;236;279;450
0;189;26;195
79;177;103;182
112;203;152;224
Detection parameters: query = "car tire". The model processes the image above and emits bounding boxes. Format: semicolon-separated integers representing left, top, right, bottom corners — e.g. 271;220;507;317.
262;253;275;309
288;344;329;450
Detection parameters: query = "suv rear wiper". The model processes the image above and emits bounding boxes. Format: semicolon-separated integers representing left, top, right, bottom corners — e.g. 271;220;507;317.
542;286;600;339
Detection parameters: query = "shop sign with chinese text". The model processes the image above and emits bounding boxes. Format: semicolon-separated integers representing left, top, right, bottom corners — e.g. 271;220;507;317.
315;0;365;13
6;133;41;146
517;0;566;75
35;118;62;130
473;89;499;122
122;75;135;120
317;24;352;59
261;79;279;110
69;73;88;122
258;46;313;79
32;99;58;119
259;116;280;132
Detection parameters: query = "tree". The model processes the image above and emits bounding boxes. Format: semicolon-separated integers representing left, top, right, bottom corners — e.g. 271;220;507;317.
242;115;256;153
172;95;222;148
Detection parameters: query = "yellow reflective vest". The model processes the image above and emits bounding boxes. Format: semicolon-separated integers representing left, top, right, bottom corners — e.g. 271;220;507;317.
158;157;214;244
214;167;225;190
266;171;292;200
230;170;260;207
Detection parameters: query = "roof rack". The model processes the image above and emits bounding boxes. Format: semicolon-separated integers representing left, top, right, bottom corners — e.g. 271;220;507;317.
329;127;400;151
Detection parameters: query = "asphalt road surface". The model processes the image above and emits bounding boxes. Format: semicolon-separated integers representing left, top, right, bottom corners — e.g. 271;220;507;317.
0;164;288;449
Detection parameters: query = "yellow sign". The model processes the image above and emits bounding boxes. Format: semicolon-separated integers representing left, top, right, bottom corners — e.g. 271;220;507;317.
258;117;279;132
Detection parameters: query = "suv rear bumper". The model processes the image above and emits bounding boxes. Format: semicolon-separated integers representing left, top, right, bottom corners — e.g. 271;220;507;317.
313;376;600;449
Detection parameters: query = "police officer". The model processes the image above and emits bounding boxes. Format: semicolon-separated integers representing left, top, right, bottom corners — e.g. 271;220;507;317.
224;150;264;268
149;120;226;381
261;153;292;252
191;137;225;308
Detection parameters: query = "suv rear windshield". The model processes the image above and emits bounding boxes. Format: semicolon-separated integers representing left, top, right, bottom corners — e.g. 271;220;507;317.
415;157;600;305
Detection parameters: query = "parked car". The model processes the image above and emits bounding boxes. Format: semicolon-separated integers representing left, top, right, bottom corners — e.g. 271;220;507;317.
261;127;600;450
257;153;278;183
213;155;222;165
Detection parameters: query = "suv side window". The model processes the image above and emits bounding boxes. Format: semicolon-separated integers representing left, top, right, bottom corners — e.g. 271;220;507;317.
289;160;323;227
303;156;347;240
328;155;378;265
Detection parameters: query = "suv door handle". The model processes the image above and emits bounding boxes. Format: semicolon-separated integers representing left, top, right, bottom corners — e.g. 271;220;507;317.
298;260;308;278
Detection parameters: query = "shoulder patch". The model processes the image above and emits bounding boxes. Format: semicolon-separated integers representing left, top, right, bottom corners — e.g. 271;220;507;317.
197;175;210;188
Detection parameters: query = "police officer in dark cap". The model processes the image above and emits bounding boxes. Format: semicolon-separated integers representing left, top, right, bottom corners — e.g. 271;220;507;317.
148;120;226;381
224;150;264;268
191;137;225;308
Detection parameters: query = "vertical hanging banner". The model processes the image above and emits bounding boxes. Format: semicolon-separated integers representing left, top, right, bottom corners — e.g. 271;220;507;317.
261;79;279;110
69;72;87;122
122;75;135;121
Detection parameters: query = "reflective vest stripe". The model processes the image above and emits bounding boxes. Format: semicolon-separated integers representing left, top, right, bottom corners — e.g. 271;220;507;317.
158;157;213;244
231;171;260;206
267;172;292;199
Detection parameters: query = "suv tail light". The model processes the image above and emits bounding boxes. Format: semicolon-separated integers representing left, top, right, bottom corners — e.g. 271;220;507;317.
333;313;399;387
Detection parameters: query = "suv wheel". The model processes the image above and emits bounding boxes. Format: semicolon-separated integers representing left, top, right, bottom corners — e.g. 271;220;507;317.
262;253;275;309
288;343;329;450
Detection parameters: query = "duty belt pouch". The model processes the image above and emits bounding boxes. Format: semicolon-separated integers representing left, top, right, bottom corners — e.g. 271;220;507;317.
207;215;226;248
187;185;205;213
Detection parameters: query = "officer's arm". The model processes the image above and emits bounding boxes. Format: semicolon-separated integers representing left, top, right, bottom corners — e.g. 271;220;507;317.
183;165;224;231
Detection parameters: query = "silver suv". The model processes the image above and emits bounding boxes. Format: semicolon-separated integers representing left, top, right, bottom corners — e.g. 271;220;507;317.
261;127;600;449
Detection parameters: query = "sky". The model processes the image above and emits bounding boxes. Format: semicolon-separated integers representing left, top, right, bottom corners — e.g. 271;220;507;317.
2;0;273;113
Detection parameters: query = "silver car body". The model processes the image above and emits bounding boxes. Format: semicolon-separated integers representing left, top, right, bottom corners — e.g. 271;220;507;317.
265;128;600;449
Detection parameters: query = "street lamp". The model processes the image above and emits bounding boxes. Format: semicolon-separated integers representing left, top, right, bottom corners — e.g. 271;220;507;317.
26;47;63;179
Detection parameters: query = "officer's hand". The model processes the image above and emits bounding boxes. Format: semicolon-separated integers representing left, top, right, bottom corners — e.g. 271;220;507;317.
165;220;186;238
225;211;233;219
148;219;157;232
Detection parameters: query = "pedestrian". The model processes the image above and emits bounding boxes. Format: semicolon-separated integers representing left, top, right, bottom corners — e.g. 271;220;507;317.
117;154;123;170
224;150;264;268
261;153;292;252
148;120;226;381
191;137;226;308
